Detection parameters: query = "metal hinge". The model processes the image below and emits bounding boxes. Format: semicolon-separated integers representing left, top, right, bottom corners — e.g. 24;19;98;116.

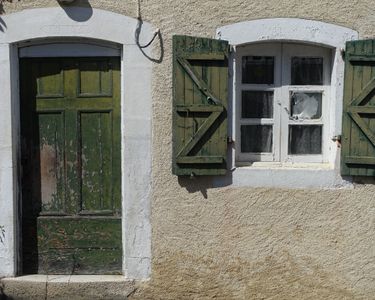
332;135;342;147
341;48;346;60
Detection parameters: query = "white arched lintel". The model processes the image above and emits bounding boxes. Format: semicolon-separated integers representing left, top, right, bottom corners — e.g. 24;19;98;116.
0;7;153;280
0;7;154;46
216;18;358;48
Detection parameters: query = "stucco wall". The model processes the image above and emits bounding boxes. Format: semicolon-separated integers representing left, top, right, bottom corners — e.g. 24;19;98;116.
1;0;375;299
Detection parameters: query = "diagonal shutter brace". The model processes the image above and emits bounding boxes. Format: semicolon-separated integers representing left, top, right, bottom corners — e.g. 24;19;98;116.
177;57;222;106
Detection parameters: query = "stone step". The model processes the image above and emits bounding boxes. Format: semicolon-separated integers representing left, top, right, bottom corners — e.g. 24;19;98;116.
0;275;136;300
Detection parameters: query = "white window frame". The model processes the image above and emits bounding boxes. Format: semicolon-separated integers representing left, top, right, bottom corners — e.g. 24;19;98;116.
236;43;282;163
281;44;331;164
236;43;331;164
281;89;327;164
215;18;359;188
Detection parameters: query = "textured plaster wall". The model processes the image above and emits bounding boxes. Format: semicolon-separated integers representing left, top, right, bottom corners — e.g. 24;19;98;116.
1;0;375;299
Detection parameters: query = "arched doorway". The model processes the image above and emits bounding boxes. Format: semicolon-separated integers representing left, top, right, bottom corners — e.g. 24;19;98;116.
0;7;152;279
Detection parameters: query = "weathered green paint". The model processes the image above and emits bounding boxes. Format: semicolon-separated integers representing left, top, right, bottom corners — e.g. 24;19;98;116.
37;217;122;275
172;35;229;176
38;112;65;213
20;57;122;274
342;39;375;176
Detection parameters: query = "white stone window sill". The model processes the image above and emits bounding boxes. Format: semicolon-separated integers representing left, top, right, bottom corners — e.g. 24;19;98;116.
236;162;333;169
229;163;353;189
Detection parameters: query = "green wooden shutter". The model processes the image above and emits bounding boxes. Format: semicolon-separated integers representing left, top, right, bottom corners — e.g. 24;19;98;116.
342;39;375;176
173;35;229;176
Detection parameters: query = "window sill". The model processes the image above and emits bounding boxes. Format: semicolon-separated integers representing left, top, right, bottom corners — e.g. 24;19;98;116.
228;162;353;189
236;162;333;169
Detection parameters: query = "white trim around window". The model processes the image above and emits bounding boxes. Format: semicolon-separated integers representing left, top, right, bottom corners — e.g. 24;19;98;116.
215;18;359;189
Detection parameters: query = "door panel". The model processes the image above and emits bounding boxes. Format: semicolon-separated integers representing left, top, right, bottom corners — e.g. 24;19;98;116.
38;112;65;214
20;57;122;275
80;111;114;213
37;217;122;274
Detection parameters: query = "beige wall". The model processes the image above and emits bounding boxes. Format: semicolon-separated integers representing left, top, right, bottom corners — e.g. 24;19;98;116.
2;1;375;299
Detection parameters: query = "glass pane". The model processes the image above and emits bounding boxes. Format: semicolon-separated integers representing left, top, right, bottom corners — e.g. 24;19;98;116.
291;57;323;85
242;56;274;84
241;125;273;153
290;92;322;120
242;91;274;118
288;125;322;154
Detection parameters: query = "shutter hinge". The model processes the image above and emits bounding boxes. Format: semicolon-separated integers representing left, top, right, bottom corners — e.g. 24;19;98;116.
332;135;342;147
340;48;346;60
227;136;234;143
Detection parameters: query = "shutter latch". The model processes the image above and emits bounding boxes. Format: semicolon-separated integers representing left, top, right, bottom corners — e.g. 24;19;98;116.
331;135;341;147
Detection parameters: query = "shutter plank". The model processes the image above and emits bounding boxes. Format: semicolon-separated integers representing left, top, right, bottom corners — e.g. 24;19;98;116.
175;37;187;169
351;41;364;176
342;41;355;176
369;40;375;176
183;46;195;160
357;40;372;175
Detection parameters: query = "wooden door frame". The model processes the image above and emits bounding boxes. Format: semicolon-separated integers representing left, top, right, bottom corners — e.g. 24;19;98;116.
0;7;153;280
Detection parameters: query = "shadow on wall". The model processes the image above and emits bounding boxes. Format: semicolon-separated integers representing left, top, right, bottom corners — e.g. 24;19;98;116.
351;176;375;185
58;0;93;22
0;0;9;31
0;17;5;32
178;172;233;199
60;0;165;63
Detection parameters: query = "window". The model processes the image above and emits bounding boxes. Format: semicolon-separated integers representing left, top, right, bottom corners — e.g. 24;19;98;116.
236;43;331;164
173;19;359;188
213;19;359;188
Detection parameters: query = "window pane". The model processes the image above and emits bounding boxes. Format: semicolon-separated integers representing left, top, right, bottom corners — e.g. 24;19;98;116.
242;56;274;84
290;92;322;120
242;91;274;118
288;125;322;154
241;125;273;153
291;57;323;85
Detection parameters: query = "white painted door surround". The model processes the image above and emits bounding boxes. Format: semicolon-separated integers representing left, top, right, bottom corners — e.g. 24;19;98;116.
0;7;153;279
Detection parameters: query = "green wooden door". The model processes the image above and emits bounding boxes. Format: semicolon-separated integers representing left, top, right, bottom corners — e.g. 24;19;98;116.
20;57;122;274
